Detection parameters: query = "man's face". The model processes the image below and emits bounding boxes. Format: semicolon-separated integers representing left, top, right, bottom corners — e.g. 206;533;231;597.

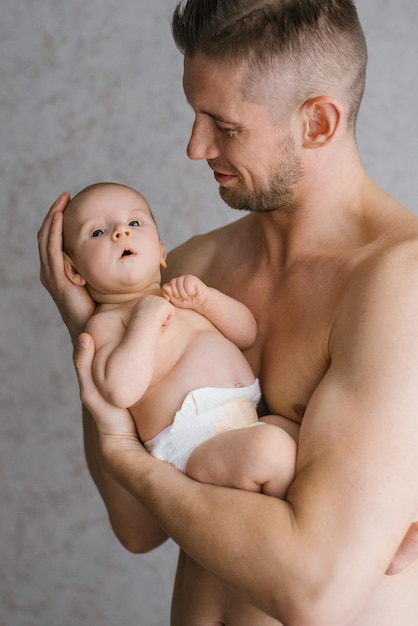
183;54;304;215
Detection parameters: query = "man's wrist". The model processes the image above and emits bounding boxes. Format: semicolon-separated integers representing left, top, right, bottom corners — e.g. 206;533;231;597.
98;431;148;478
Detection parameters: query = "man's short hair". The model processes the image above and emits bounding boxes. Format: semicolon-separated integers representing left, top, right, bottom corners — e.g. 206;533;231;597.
172;0;368;129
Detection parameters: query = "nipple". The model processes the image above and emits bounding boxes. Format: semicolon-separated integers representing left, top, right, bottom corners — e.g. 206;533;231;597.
293;404;306;420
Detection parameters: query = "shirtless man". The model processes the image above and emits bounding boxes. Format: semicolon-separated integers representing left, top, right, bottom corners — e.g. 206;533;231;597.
39;1;418;624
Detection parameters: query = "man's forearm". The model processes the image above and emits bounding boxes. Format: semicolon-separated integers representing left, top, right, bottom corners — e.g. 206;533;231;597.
103;434;395;626
82;407;167;553
73;332;384;625
100;433;309;622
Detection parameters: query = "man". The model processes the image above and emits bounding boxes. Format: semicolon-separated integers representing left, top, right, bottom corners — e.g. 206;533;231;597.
39;1;418;624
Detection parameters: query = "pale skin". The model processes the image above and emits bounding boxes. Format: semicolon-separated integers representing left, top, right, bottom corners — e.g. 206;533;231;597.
63;184;297;497
38;53;418;626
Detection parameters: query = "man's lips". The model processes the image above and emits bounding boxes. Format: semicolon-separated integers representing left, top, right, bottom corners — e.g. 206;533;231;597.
208;160;238;186
213;171;237;185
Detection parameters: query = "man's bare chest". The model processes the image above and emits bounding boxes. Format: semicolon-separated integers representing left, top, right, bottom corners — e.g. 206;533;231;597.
212;264;338;422
250;300;330;422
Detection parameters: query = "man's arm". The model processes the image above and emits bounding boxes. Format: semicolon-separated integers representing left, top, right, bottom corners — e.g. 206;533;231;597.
82;404;168;552
38;201;168;554
162;274;257;349
74;247;418;625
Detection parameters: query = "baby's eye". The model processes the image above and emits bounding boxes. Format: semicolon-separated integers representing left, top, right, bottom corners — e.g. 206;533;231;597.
91;228;105;238
129;220;142;227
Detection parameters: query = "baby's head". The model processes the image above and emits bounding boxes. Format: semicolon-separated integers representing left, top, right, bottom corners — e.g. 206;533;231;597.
63;182;167;304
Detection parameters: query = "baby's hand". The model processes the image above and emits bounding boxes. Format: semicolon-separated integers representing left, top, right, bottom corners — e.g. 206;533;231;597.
162;275;209;310
133;295;175;327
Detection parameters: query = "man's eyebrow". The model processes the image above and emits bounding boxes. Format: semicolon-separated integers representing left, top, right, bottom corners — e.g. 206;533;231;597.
201;110;240;126
185;99;238;125
205;111;238;125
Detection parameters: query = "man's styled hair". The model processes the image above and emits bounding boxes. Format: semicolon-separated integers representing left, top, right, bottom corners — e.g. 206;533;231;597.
172;0;368;129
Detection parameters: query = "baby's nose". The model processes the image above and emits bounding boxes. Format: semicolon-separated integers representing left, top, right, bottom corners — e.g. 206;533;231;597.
112;225;131;241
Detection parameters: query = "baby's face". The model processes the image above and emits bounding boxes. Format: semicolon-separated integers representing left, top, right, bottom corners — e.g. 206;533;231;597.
64;184;166;297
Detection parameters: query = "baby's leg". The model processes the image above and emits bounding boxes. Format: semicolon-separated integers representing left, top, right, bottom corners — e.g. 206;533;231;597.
186;423;297;498
259;413;300;441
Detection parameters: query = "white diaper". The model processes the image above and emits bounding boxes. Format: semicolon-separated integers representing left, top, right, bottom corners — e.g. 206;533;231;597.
144;379;261;473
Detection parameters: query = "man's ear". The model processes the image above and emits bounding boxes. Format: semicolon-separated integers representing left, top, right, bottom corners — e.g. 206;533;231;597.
160;241;168;269
63;252;87;287
301;96;341;148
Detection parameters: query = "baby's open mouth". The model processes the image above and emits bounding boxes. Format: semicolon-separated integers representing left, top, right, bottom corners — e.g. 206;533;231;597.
121;249;134;257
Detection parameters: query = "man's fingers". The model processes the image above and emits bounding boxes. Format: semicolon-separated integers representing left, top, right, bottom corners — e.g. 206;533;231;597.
38;193;71;285
37;192;70;242
74;333;98;407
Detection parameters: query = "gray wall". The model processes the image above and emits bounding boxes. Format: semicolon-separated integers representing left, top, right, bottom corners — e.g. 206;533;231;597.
1;1;417;625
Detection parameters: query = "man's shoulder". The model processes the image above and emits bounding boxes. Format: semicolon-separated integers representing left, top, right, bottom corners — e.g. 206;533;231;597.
365;233;418;281
333;233;418;339
165;219;243;281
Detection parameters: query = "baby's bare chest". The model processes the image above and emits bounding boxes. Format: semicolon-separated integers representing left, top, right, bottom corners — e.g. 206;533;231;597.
131;309;254;439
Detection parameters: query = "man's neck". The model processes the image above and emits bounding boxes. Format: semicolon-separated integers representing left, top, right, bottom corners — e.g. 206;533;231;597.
254;152;375;266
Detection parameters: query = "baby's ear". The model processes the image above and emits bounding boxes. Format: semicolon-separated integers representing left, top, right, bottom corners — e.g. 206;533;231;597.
63;252;87;287
160;241;168;269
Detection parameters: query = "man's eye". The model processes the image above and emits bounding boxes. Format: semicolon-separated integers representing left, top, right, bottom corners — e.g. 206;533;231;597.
217;126;237;138
91;228;105;238
129;220;142;227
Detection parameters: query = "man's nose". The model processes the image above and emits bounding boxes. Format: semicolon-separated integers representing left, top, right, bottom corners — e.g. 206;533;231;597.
187;118;220;161
111;225;132;241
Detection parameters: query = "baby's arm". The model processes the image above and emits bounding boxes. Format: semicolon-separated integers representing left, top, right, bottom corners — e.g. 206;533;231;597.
86;296;174;408
162;274;257;350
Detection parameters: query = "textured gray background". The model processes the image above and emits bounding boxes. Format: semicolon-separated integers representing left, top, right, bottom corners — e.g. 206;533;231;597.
1;1;417;625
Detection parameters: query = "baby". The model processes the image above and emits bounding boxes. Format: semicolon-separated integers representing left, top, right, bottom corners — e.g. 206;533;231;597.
63;182;297;497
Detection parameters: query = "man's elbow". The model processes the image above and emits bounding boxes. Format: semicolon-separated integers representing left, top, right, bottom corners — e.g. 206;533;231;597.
266;559;363;626
111;523;167;555
116;534;153;554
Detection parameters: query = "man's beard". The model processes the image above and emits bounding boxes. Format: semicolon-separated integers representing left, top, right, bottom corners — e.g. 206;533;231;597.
216;137;304;216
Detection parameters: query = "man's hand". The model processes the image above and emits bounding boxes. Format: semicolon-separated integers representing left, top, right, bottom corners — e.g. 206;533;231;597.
74;332;148;479
38;193;96;342
75;333;168;552
74;333;138;439
162;274;209;310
